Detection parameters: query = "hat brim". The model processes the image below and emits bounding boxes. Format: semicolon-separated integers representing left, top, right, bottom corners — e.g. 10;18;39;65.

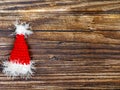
2;61;35;79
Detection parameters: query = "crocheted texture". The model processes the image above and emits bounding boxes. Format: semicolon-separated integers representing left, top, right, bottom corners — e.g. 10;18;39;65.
10;34;30;64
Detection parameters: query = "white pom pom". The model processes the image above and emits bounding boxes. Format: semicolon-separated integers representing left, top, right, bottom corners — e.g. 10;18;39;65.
14;21;33;36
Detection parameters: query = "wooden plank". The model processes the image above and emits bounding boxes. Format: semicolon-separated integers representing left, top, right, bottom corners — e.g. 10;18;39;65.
0;0;119;11
1;31;120;44
0;13;119;30
0;0;119;30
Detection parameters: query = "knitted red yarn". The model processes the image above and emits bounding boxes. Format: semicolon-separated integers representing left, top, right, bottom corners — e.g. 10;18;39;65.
9;34;30;65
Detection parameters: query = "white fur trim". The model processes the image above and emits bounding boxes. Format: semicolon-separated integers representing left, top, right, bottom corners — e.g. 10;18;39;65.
3;61;35;78
15;22;33;35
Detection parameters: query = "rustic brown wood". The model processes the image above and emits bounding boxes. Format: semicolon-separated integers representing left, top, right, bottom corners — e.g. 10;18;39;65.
0;0;120;90
0;0;119;30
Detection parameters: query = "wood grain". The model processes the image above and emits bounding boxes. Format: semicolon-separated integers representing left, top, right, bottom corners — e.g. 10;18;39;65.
0;31;120;90
0;0;119;30
0;0;120;90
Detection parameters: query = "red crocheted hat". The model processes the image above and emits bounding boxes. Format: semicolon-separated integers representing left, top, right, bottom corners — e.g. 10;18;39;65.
3;22;34;78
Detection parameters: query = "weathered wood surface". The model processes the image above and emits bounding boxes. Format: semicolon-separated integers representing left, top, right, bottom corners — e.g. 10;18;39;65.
0;0;120;30
0;0;120;90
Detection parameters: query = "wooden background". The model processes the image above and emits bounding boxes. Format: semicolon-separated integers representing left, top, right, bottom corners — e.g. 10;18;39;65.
0;0;120;90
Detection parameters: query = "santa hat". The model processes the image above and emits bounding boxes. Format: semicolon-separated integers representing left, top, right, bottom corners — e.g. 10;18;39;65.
3;22;34;78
